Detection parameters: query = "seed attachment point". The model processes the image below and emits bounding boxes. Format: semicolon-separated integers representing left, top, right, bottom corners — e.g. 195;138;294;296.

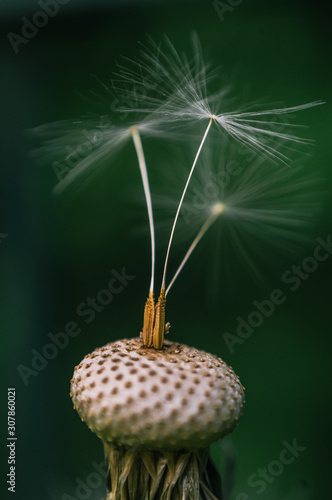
142;290;155;347
153;287;166;350
212;202;226;215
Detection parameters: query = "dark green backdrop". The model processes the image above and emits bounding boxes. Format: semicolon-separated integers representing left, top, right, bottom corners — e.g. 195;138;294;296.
1;1;331;499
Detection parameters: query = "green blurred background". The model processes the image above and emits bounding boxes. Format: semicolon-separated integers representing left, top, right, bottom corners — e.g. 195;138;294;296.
1;1;331;499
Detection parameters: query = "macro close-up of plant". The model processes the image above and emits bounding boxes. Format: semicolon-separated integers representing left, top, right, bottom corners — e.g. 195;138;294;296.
31;37;324;499
1;2;331;500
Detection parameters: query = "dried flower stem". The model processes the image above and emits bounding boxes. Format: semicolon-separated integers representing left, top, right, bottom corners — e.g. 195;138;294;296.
103;442;222;500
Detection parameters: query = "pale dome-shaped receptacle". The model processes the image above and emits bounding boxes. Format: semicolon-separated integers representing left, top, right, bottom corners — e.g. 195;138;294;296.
70;337;245;500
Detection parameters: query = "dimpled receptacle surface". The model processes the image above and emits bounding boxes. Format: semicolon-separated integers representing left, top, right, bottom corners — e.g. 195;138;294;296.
70;337;245;450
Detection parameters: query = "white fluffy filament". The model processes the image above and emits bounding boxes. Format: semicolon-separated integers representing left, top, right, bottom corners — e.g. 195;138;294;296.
162;116;213;290
166;203;225;296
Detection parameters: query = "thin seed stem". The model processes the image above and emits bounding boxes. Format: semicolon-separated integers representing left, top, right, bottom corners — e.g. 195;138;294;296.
166;203;225;297
161;117;214;290
131;126;155;292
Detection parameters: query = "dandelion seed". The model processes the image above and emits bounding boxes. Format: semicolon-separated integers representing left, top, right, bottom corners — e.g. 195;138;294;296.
32;36;323;347
130;125;157;347
153;139;322;287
